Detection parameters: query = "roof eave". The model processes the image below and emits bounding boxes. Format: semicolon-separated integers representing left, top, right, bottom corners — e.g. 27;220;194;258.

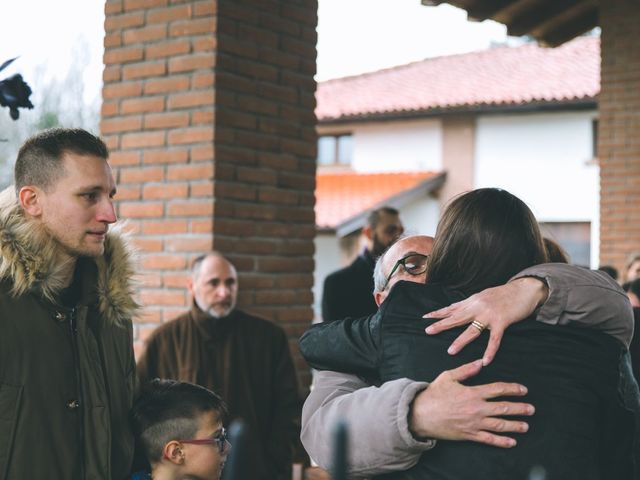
317;97;598;126
420;0;598;47
332;172;447;238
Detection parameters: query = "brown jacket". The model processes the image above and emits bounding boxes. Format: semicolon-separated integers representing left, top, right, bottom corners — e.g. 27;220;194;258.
137;305;301;480
0;188;138;480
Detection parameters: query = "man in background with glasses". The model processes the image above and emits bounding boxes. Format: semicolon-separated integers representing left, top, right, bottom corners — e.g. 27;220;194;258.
322;206;404;323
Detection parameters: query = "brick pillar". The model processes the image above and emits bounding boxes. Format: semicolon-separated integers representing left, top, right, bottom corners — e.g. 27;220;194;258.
102;0;317;391
599;1;640;274
212;0;317;391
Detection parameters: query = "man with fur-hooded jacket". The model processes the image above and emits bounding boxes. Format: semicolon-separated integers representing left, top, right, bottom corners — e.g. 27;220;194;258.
0;128;138;479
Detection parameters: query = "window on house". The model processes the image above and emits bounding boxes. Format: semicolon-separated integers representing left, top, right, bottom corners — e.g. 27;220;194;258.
318;134;353;166
539;221;591;267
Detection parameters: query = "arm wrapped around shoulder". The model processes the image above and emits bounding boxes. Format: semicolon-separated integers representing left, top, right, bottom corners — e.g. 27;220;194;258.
299;314;381;377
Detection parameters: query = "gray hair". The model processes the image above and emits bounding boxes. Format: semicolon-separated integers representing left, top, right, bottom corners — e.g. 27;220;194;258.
190;251;233;279
373;249;390;294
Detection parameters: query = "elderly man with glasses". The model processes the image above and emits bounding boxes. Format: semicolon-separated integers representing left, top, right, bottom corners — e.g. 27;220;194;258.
300;235;633;478
372;235;433;306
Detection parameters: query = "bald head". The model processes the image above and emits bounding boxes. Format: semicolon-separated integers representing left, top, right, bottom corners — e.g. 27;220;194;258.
373;235;434;306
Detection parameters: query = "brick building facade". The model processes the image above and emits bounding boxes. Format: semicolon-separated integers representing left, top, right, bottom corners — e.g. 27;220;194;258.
101;0;640;392
102;0;317;390
598;0;640;276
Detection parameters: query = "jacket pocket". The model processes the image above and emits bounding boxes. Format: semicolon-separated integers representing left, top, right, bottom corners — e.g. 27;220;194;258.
0;383;22;480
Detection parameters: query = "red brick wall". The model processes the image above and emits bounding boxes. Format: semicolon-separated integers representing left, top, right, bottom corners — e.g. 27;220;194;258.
599;1;640;275
102;0;317;391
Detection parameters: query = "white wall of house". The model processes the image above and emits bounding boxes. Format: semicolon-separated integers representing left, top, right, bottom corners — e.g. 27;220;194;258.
474;110;599;266
315;109;600;319
352;119;442;172
400;196;440;237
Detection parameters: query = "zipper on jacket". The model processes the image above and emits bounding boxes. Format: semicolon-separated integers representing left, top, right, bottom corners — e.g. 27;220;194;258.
68;307;86;480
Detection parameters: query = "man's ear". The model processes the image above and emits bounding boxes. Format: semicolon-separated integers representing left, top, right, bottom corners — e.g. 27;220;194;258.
362;225;374;241
187;276;195;298
163;441;185;465
18;186;43;217
374;291;384;307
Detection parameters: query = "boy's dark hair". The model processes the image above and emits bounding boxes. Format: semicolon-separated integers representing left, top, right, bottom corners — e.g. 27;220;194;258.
131;379;228;465
15;128;109;193
598;265;619;281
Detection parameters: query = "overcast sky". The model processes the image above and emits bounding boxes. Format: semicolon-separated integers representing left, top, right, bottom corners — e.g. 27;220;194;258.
0;0;104;102
316;0;510;80
0;0;510;97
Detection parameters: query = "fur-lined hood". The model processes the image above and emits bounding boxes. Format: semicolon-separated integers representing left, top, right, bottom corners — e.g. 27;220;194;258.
0;186;138;326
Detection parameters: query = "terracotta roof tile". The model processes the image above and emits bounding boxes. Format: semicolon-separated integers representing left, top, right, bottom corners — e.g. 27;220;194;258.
315;171;441;230
316;36;599;121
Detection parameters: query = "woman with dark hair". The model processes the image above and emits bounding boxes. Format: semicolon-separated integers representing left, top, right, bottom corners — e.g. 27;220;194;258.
426;188;548;295
301;188;638;480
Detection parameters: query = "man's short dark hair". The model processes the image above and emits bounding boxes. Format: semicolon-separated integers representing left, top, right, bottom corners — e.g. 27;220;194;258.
131;379;228;465
366;206;399;229
14;128;109;193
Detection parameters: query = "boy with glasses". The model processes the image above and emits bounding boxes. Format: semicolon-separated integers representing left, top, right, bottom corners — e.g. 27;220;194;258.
131;379;230;480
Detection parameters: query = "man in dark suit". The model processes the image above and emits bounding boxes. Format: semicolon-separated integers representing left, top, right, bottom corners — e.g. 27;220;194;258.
321;206;404;322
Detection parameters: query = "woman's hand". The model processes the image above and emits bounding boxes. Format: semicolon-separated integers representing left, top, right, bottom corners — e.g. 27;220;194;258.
423;277;549;365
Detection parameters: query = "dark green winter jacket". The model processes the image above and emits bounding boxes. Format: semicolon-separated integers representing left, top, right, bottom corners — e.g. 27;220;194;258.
0;187;139;479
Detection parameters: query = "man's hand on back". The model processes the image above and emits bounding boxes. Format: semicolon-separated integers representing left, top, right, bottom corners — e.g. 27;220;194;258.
409;360;534;448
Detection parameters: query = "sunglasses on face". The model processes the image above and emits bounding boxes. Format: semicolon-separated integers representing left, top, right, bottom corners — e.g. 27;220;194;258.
383;253;429;290
179;427;229;454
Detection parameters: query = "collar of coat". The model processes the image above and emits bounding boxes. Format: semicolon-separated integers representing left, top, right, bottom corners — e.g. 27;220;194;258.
0;186;139;326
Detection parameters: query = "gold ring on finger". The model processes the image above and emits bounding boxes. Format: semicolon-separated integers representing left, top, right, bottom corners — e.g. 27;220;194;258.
471;320;486;332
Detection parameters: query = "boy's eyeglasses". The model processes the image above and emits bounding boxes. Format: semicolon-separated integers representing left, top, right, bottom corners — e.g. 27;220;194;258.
383;253;429;290
179;427;229;454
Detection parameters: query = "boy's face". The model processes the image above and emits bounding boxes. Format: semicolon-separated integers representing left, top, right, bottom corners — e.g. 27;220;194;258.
182;411;228;480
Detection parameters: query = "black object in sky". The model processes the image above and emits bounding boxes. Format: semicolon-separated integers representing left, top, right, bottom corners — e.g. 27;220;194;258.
0;57;34;120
